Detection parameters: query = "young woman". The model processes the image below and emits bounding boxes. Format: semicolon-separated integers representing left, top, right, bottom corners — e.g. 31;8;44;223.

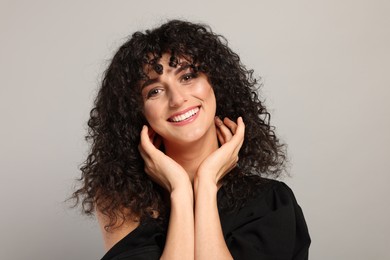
72;20;311;259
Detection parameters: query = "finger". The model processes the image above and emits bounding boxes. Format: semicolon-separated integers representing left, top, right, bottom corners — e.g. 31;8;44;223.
232;117;245;140
138;133;152;159
215;116;224;127
223;117;238;134
138;143;149;161
216;128;225;145
140;125;148;147
140;125;157;155
215;116;233;142
225;117;245;151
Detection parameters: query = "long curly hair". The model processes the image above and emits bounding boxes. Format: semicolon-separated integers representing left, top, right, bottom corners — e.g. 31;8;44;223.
71;20;286;230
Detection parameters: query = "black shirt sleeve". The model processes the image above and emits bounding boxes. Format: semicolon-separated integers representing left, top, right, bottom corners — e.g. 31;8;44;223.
221;181;311;260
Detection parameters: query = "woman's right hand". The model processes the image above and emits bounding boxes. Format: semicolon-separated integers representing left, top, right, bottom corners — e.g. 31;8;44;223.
196;117;245;187
138;125;190;193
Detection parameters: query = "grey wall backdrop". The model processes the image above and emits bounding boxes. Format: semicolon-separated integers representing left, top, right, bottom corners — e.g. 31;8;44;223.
1;0;389;259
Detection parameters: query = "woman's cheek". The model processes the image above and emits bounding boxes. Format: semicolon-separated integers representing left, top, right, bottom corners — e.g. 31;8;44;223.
193;80;214;100
143;103;157;126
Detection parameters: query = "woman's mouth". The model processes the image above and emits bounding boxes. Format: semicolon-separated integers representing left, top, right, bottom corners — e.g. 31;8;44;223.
168;106;200;123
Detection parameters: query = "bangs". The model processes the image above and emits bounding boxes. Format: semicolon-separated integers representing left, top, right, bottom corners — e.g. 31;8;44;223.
136;51;200;89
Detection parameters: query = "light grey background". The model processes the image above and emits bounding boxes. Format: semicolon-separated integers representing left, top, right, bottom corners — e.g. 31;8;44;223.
1;0;389;259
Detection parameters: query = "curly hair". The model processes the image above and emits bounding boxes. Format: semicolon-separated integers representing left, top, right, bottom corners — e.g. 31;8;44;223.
71;20;286;230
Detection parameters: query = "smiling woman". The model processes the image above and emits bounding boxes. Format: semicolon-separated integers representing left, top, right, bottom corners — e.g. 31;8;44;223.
71;20;311;259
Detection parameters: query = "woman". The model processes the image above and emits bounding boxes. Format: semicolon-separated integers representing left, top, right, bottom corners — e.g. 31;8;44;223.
72;20;311;259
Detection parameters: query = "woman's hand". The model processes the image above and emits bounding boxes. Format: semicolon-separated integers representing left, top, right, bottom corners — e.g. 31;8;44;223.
196;117;245;186
138;125;190;193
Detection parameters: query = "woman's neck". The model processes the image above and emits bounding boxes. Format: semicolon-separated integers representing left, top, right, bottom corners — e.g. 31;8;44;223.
164;127;219;183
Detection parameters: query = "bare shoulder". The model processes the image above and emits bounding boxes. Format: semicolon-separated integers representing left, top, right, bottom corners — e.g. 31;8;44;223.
96;208;140;251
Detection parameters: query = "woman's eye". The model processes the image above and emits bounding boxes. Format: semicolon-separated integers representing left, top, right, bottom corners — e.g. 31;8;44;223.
181;73;197;82
146;88;162;98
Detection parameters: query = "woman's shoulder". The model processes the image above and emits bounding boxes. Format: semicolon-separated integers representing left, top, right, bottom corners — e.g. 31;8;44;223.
100;219;165;260
225;177;299;214
246;178;304;221
247;177;298;205
96;209;141;252
97;207;166;260
218;176;308;233
221;176;295;203
220;177;311;259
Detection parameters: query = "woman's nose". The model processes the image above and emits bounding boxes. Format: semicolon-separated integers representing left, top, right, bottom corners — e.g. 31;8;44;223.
168;85;187;107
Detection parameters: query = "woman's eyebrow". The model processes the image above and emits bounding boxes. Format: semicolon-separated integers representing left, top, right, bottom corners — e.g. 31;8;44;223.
164;65;190;76
175;63;192;75
141;78;159;89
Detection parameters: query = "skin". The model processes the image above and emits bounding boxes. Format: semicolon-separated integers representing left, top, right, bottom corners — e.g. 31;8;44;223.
98;53;245;259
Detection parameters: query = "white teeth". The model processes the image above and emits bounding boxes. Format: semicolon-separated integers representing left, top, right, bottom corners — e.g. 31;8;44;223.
170;107;199;122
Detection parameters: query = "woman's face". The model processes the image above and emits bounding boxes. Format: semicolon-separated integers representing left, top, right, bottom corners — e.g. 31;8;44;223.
141;53;217;146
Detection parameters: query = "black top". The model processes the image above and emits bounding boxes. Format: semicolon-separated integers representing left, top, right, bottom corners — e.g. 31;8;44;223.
101;180;311;260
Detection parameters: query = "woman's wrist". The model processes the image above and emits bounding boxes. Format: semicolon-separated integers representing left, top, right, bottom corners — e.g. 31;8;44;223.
170;179;193;198
194;174;218;196
168;171;192;193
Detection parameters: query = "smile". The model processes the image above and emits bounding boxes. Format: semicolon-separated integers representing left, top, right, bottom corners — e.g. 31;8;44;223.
168;107;200;123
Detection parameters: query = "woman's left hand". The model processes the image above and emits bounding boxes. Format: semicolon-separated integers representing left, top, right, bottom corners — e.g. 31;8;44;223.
196;116;245;185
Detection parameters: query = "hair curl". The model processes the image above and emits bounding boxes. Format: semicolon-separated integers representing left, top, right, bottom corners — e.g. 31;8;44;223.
71;20;286;230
